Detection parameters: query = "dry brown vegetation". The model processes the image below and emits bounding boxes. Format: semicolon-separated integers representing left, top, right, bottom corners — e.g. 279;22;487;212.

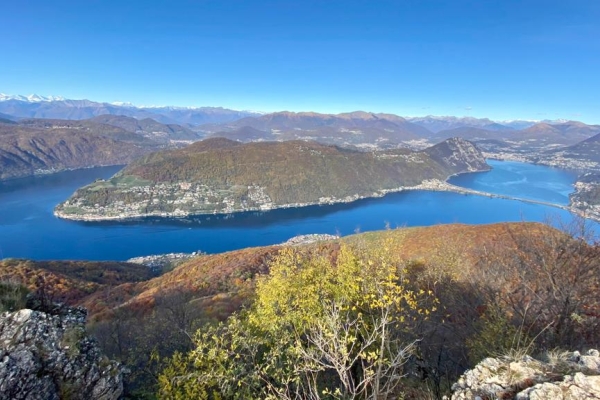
0;259;154;305
3;221;598;398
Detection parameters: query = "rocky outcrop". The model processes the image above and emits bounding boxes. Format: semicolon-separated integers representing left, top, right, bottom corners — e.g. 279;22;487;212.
423;137;491;174
451;350;600;399
0;306;123;400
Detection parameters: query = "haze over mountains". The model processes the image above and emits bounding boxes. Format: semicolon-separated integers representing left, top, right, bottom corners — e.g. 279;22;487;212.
0;93;259;125
202;111;433;148
430;121;600;147
406;115;533;132
0;93;582;131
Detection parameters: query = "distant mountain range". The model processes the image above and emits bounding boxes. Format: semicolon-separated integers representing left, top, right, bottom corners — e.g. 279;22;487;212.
406;116;517;132
405;115;579;132
430;121;600;148
3;93;600;177
201;111;432;148
0;94;259;125
0;94;67;102
0;93;583;134
201;111;599;152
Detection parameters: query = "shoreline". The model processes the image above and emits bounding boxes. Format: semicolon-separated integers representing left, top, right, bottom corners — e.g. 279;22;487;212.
53;171;597;224
53;168;488;222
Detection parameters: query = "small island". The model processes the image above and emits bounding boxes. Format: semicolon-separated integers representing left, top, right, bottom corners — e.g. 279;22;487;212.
54;137;491;221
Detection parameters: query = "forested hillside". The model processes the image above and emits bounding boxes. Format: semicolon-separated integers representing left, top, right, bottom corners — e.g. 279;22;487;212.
0;116;201;180
2;222;597;398
55;137;489;220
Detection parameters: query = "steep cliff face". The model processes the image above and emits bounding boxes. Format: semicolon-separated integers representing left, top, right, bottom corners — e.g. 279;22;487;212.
0;306;123;400
423;137;491;174
451;350;600;399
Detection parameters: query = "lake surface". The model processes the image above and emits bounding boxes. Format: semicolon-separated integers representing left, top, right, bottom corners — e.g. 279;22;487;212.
0;161;589;261
449;160;576;205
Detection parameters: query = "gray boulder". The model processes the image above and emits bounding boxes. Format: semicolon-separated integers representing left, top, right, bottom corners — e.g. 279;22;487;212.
451;350;600;399
0;307;123;400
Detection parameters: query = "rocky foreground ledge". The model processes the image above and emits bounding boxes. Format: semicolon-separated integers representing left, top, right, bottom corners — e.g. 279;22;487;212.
0;306;124;400
451;349;600;399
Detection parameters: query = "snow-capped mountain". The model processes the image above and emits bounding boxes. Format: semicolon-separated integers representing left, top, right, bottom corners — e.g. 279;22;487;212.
0;93;65;102
0;94;589;131
0;94;261;125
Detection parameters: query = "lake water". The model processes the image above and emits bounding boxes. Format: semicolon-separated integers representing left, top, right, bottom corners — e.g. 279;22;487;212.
449;160;576;205
0;161;589;261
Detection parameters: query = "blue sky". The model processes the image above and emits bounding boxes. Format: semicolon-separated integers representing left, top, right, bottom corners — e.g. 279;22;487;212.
2;0;599;123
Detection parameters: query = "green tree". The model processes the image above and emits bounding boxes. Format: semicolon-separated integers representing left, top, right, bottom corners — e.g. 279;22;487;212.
159;243;436;399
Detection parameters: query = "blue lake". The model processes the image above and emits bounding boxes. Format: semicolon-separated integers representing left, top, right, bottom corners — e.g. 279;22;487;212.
0;161;590;261
449;160;576;205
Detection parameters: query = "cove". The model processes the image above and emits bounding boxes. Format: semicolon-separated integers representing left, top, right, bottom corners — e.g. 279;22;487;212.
0;161;591;261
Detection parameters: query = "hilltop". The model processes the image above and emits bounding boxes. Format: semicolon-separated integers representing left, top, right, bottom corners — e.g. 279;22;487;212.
0;259;155;305
54;137;489;221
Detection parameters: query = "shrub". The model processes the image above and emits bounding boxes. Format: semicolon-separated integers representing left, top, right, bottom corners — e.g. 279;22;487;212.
0;280;29;312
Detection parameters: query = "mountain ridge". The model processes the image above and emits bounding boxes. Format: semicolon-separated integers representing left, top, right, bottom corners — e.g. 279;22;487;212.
3;93;594;131
0;95;260;125
0;116;202;180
